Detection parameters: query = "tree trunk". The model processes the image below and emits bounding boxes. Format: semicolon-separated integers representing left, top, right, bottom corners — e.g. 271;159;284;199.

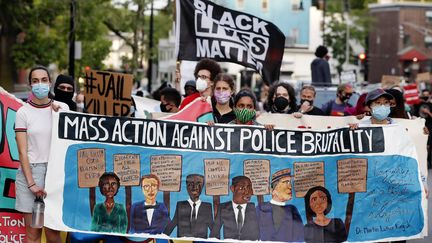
0;35;18;92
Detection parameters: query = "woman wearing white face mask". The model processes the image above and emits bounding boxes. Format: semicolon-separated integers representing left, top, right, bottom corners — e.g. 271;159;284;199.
212;73;236;123
14;66;69;243
179;58;222;110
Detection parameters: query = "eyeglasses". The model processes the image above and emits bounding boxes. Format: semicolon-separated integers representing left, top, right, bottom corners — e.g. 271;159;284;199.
58;85;74;92
197;74;210;80
142;184;158;190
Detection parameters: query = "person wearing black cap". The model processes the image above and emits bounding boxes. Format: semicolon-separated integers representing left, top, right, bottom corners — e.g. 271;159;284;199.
361;88;395;125
311;45;332;86
54;74;76;111
256;169;304;242
184;80;198;98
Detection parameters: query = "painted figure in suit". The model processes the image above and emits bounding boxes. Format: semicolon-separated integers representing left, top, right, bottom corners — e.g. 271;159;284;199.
164;174;213;238
210;176;259;240
129;174;169;234
256;168;304;242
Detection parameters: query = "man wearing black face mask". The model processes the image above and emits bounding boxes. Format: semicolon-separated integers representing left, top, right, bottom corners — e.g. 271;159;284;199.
54;74;76;111
159;87;181;113
321;83;353;116
297;86;324;115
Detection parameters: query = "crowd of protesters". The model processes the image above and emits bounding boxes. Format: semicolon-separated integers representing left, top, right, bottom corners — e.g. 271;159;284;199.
13;48;431;243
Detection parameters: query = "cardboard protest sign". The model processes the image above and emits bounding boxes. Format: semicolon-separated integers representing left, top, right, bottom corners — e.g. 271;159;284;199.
416;72;430;83
381;75;401;89
114;154;140;186
337;158;368;193
204;159;230;196
84;70;133;116
45;112;426;242
294;162;325;198
151;155;182;192
77;148;106;188
244;159;270;195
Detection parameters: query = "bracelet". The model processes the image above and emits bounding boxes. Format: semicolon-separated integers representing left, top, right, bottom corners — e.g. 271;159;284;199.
27;183;36;189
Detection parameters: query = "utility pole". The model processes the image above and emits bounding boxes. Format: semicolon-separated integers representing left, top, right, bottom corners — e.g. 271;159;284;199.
69;0;76;79
344;0;350;67
323;0;326;46
147;0;154;94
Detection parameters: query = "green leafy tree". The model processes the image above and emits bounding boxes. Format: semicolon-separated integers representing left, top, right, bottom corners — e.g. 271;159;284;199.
1;0;111;90
103;0;173;77
322;0;375;74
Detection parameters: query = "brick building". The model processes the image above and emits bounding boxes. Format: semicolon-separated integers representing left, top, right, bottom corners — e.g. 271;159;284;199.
368;2;432;83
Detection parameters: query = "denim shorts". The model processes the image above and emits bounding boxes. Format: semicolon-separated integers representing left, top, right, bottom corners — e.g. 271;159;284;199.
15;163;47;213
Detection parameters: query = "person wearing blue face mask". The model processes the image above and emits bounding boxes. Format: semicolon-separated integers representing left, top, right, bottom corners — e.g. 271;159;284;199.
361;89;395;125
14;66;69;243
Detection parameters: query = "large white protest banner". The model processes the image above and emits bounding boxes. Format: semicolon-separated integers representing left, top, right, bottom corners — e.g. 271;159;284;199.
43;111;427;242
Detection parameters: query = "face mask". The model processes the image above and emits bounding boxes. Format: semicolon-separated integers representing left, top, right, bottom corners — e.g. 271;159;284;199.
76;102;84;110
196;78;208;92
371;105;391;121
55;89;74;102
300;99;313;106
214;90;231;104
339;94;351;103
160;103;171;112
234;108;256;123
32;83;50;99
274;96;289;112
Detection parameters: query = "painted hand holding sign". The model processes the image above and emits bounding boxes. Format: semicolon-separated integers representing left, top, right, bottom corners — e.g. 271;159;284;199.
45;111;426;242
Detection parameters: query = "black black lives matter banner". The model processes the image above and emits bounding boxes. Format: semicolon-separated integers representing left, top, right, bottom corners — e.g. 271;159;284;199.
59;113;384;156
175;0;286;83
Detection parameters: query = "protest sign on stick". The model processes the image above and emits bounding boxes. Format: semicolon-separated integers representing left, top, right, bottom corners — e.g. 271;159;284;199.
337;158;368;235
84;70;133;116
244;159;270;204
77;148;106;214
151;155;183;214
113;154;140;223
294;162;325;198
204;159;230;217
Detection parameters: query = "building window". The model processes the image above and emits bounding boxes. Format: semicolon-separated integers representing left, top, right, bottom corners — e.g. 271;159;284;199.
404;35;411;46
262;0;268;12
425;35;432;49
292;0;303;11
426;11;432;23
236;0;244;10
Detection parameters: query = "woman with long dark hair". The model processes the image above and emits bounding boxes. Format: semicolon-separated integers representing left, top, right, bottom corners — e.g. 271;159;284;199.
265;82;297;114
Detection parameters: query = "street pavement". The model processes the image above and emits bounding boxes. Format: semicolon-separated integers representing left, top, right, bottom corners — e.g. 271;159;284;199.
409;169;431;242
